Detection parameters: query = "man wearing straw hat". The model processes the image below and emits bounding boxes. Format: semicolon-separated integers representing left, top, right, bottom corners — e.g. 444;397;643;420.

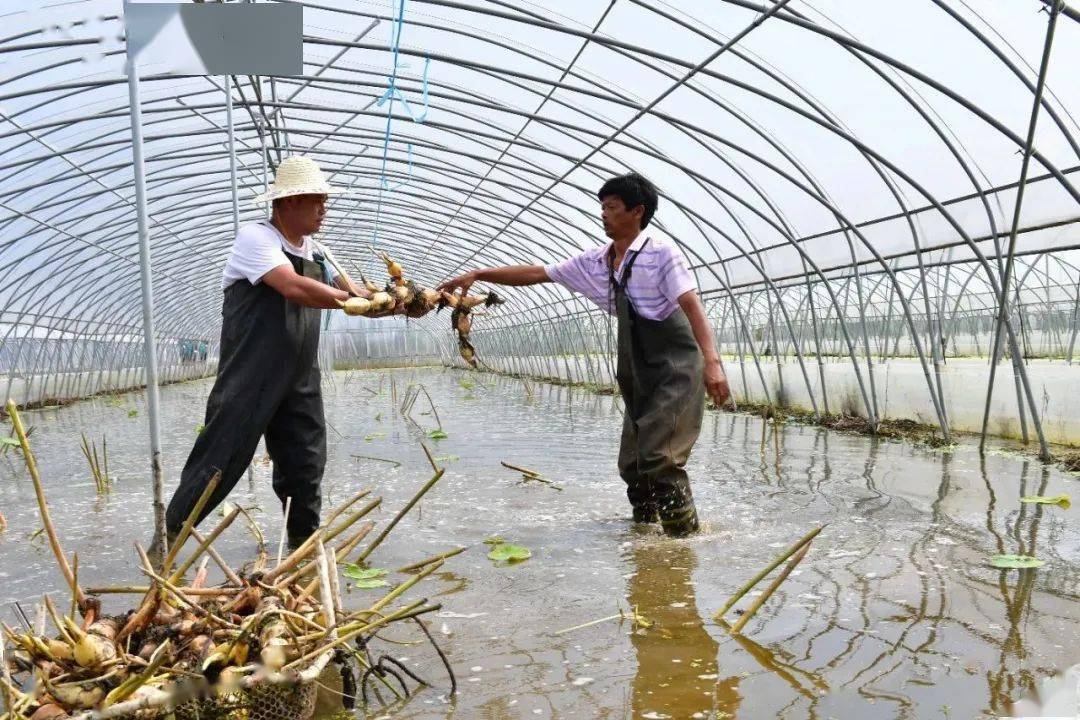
161;156;377;550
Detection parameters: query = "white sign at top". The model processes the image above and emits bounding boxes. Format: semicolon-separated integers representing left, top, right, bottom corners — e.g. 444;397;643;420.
123;2;302;75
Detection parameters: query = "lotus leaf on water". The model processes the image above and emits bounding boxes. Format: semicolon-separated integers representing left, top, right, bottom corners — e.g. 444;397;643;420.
1019;494;1071;509
988;555;1045;569
340;565;390;588
487;543;531;563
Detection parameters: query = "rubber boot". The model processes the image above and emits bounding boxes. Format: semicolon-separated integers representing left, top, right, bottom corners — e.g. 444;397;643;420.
632;503;660;523
661;504;700;538
287;531;314;552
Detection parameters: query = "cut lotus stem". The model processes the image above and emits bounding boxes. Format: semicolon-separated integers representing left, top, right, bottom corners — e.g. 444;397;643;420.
519;475;562;491
553;613;621;636
160;472;221;576
313;539;337;630
333;521;375;559
298;528;381;599
396;547;467;573
168;507;239;585
355;470;445;563
325;544;344;620
81;434;105;493
69;554;78;620
92;439;103;492
264;529;324;584
501;461;561;490
230;506;266;572
325;497;382;545
309;560;445;635
283;599;429;670
42;596;72;646
85;586;240;596
1;636;12;718
276;497;292;566
280;500;382;587
773;418;781;472
365;560;444;619
730;540;812;635
103;640;170;707
350;454;402;468
102;436;108;492
420;443;440;473
289;522;375;587
412;385;442;429
6;400;86;610
192;549;209;591
137;559;234;628
553;607;648;636
188;530;243;586
267;488;371;579
715;525;825;622
500;461;541;478
322;487;373;530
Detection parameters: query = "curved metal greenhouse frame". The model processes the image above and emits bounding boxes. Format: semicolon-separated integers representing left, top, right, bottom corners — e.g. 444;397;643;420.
1;0;1079;460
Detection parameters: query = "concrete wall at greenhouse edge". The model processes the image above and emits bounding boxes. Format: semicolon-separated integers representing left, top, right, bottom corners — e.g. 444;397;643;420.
467;354;1080;446
12;340;1080;446
2;362;216;408
725;357;1080;445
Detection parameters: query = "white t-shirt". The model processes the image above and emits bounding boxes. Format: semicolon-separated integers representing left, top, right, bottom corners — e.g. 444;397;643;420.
221;222;335;289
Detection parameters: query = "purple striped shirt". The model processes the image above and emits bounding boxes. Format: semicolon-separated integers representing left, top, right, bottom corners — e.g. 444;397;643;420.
543;234;697;320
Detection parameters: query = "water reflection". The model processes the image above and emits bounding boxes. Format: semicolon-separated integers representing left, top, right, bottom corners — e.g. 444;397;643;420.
3;370;1080;719
981;456;1047;714
626;542;739;719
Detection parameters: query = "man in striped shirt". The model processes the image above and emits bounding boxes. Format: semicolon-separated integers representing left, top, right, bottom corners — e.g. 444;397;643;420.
439;173;729;537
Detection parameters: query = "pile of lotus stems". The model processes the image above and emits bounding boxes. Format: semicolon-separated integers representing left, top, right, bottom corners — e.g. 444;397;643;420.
336;252;504;367
2;401;458;720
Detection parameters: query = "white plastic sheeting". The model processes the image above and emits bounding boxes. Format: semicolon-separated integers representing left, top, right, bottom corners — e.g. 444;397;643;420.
1;1;1079;447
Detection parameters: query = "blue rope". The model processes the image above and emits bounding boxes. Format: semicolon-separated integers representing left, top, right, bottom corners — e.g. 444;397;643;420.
370;0;430;247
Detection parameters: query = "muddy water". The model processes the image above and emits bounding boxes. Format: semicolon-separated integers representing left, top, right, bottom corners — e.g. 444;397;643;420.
1;368;1078;719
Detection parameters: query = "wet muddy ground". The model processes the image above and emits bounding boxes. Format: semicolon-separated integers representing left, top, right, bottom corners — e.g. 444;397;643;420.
1;367;1078;719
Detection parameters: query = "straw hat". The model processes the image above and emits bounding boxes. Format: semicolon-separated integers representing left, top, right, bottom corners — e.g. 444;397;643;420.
252;156;349;203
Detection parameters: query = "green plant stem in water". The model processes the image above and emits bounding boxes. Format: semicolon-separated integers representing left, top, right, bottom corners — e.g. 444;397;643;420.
730;540;812;634
715;525;824;622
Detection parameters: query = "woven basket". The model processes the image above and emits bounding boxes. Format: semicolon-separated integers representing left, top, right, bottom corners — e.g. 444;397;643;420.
72;652;335;720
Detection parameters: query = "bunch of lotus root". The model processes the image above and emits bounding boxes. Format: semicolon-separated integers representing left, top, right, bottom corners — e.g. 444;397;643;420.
337;253;503;367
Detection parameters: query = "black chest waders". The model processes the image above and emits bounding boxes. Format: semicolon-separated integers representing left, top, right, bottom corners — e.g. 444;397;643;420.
610;240;704;537
166;233;328;545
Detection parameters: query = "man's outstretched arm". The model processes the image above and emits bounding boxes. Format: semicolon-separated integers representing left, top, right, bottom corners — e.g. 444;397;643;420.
438;265;551;295
262;265;350;309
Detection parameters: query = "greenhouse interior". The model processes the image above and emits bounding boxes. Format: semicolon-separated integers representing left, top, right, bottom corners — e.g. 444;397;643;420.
1;1;1079;718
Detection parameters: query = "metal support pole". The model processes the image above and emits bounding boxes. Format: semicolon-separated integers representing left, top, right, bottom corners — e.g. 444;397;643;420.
226;75;240;237
259;117;270;218
980;0;1060;460
1066;274;1080;364
126;58;167;552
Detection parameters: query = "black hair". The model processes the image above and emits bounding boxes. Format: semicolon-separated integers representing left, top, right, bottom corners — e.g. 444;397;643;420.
597;172;658;229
